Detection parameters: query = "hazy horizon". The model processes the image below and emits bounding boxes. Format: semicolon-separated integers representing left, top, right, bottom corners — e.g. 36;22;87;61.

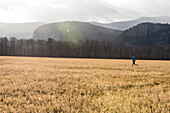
0;16;170;24
0;0;170;23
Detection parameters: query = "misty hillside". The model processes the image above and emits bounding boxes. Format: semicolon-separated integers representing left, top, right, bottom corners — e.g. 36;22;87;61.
91;16;170;30
33;21;122;42
1;16;170;40
120;23;170;46
0;22;44;39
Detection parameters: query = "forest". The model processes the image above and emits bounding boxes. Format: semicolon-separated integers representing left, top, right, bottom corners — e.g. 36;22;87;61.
0;37;170;60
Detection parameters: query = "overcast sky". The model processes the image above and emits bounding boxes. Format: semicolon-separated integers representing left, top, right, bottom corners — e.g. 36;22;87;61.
0;0;169;23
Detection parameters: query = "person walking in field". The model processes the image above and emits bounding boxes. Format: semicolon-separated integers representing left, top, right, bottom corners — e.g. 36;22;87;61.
132;56;138;67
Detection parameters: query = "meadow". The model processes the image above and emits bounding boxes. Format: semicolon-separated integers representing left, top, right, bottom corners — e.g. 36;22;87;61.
0;56;169;112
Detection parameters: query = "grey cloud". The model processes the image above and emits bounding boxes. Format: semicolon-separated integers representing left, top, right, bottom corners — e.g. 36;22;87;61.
0;0;170;23
31;0;120;22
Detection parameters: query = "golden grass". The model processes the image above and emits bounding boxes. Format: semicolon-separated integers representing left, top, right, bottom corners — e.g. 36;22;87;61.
0;56;170;112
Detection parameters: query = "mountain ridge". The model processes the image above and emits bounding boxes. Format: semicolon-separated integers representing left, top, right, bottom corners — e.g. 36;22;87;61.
90;16;170;30
0;22;44;39
0;16;170;40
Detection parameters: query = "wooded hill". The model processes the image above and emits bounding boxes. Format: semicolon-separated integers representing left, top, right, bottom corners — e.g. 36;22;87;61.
33;21;122;43
121;23;170;46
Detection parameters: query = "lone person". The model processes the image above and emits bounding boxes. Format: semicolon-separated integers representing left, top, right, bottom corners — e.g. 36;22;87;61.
132;56;138;67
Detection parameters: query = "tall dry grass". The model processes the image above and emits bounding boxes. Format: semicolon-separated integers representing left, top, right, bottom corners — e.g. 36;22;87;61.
0;56;169;112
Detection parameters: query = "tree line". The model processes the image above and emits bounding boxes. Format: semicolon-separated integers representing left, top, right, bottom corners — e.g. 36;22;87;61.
0;37;170;60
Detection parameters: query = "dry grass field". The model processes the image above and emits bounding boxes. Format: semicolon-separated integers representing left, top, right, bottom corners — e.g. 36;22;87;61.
0;56;170;113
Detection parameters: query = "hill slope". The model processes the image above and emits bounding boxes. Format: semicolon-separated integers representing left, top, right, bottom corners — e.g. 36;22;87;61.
33;21;122;43
120;23;170;46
